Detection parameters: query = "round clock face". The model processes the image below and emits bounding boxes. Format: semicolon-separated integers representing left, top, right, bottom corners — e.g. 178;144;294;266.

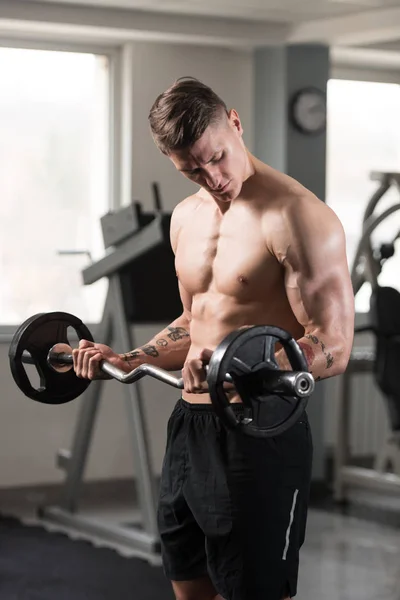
290;88;327;135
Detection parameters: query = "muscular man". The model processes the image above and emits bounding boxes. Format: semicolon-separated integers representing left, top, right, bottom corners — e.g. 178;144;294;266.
73;78;354;600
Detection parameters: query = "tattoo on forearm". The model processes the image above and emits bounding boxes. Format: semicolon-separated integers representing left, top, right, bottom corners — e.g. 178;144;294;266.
141;344;159;358
122;350;141;362
122;333;180;362
122;343;162;361
305;335;334;369
167;327;190;342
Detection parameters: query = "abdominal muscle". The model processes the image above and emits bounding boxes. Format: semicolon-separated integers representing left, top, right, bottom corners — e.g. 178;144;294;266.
182;292;304;404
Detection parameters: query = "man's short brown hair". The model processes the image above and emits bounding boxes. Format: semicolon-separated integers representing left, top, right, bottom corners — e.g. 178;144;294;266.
148;77;228;155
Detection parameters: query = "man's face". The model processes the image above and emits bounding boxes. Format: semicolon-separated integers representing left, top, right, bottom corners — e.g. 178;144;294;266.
168;110;247;202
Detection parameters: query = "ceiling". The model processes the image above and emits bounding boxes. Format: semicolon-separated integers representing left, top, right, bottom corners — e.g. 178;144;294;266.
1;0;398;54
24;0;400;23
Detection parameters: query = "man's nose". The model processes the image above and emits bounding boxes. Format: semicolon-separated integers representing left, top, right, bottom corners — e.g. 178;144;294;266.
204;168;221;190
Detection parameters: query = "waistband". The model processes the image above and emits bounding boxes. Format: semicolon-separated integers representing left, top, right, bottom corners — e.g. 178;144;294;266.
178;397;309;423
179;398;245;413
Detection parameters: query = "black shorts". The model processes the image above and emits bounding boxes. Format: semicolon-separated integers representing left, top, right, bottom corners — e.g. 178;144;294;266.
158;398;313;600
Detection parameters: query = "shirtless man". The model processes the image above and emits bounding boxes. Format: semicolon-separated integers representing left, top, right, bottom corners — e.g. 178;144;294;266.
73;77;354;600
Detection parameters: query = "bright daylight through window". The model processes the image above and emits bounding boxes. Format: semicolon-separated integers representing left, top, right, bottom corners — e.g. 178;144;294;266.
326;79;400;312
0;47;110;325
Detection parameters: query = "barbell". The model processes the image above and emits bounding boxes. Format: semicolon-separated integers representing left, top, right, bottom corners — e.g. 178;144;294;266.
9;312;315;438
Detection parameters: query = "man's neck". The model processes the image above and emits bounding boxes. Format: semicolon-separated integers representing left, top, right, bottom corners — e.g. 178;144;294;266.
244;149;257;182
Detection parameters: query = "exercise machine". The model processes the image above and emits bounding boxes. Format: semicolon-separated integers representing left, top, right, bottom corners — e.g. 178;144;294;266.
35;193;180;560
334;172;400;501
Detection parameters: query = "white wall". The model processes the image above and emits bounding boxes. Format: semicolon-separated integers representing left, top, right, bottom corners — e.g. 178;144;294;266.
0;40;254;488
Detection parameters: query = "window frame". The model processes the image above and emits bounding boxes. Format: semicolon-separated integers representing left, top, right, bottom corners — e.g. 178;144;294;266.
331;65;400;85
0;37;132;339
331;46;400;85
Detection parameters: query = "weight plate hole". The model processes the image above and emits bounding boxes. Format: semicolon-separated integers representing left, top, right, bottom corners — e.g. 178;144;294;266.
23;362;41;391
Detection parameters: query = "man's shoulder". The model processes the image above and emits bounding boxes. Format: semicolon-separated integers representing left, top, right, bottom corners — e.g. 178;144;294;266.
254;164;315;209
171;192;209;231
172;192;203;218
260;173;342;245
170;192;203;251
262;169;331;217
274;188;344;247
284;188;339;221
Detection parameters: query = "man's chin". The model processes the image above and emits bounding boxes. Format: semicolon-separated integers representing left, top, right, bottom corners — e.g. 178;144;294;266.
222;187;239;202
212;193;233;203
213;184;238;202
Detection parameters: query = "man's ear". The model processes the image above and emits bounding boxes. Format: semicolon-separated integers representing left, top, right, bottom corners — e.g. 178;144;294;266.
227;109;243;136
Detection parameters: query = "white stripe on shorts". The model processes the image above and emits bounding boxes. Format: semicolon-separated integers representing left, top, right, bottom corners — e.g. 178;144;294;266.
282;488;299;561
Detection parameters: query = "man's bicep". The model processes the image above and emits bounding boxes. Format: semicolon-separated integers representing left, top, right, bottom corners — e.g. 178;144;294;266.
285;258;353;337
170;204;183;254
283;206;354;339
169;195;198;253
169;201;194;322
178;280;193;320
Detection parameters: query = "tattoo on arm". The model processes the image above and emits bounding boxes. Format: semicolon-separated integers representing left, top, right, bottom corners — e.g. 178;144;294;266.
122;327;189;362
305;334;334;369
122;350;141;362
141;344;159;358
167;327;190;342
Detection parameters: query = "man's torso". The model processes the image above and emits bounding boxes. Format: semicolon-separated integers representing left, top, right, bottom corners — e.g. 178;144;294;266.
175;165;308;403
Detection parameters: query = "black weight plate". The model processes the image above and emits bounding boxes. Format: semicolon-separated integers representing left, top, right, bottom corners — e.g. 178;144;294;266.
207;325;310;438
9;312;94;404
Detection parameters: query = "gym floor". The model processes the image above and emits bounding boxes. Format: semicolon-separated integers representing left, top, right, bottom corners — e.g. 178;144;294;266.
2;486;399;600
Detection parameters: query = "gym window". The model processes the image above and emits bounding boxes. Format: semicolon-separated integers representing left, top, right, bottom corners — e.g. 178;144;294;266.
326;78;400;312
0;46;110;327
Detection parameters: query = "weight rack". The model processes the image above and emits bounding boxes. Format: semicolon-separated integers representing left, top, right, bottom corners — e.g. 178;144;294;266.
334;172;400;501
39;193;181;561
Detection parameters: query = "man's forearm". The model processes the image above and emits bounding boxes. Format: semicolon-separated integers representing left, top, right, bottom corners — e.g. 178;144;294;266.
275;331;348;381
119;313;191;372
